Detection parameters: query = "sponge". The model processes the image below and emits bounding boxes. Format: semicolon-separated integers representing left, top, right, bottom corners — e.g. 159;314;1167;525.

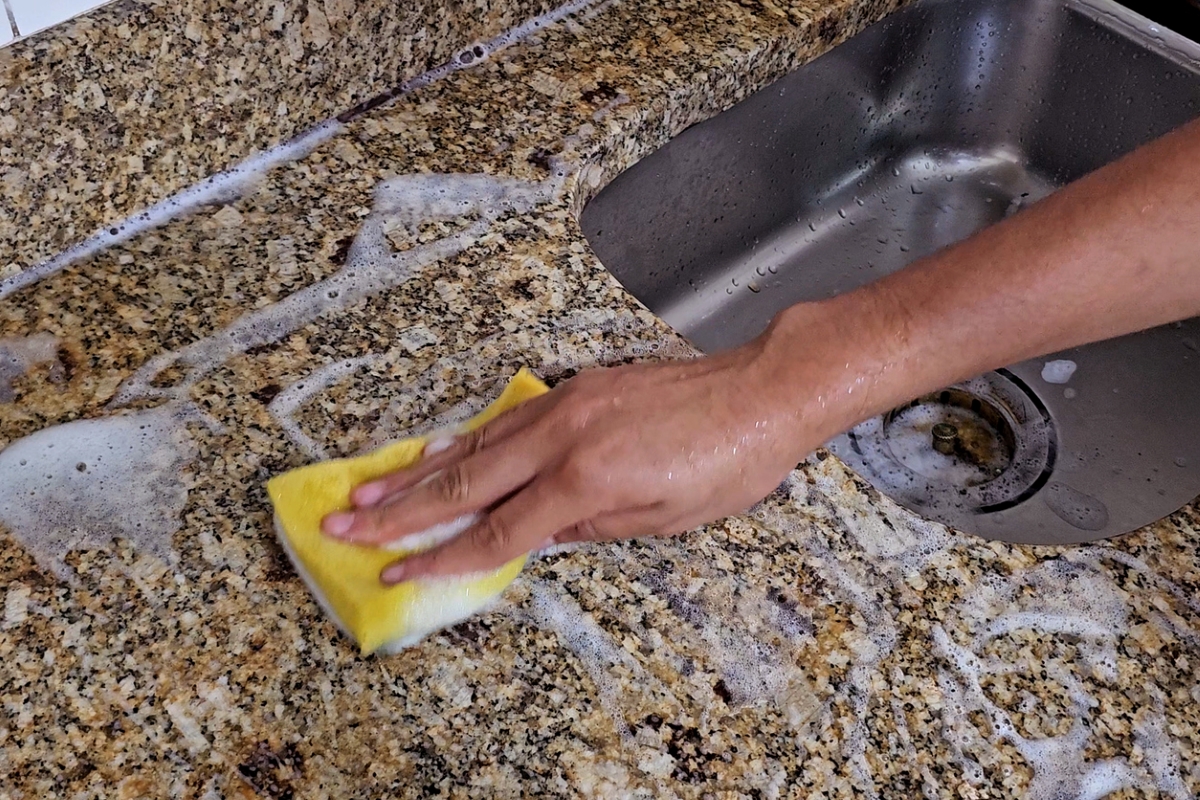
266;368;548;655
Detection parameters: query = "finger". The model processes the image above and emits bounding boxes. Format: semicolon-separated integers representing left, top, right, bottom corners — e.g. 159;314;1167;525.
324;428;549;545
541;506;673;549
380;474;592;582
350;392;554;507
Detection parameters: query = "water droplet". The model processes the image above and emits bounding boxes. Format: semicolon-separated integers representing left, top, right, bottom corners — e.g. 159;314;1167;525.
1042;482;1109;531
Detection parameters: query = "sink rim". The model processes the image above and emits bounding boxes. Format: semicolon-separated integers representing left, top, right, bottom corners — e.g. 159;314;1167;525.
580;0;1200;545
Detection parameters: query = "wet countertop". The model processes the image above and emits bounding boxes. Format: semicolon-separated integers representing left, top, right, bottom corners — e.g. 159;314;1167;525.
1;0;1198;797
0;0;565;277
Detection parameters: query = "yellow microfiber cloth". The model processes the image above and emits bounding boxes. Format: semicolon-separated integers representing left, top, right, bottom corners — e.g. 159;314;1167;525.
266;368;548;655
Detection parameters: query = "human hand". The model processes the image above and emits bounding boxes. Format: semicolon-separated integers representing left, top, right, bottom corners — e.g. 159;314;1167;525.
319;314;858;583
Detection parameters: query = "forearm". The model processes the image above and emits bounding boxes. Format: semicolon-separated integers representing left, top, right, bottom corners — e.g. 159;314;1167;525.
335;118;1200;575
763;116;1200;441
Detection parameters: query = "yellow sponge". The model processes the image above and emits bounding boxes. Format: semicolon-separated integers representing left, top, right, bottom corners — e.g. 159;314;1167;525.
266;368;548;655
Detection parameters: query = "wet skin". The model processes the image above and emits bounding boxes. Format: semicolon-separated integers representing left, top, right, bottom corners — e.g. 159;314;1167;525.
322;117;1200;584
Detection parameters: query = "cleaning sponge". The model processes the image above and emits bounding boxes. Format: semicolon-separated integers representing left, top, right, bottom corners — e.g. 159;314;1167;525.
266;368;548;655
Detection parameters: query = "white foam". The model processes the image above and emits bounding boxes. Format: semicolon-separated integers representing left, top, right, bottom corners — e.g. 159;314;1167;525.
637;565;799;708
0;0;623;303
882;404;1005;486
266;355;385;460
266;309;684;453
753;468;1200;796
423;434;457;456
0;122;342;301
111;173;554;408
935;624;1144;799
477;0;613;56
1133;704;1193;800
0;403;206;582
927;555;1196;799
521;579;668;735
1041;359;1077;384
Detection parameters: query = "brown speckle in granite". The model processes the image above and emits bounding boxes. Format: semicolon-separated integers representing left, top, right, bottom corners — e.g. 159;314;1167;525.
0;0;1196;797
580;81;619;105
250;383;283;405
817;12;842;42
236;741;304;799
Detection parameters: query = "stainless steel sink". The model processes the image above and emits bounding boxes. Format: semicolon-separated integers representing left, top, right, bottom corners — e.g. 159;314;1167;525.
582;0;1200;545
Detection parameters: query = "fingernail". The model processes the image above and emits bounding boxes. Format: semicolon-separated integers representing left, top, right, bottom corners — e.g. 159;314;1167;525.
323;512;355;537
353;482;386;507
380;562;408;585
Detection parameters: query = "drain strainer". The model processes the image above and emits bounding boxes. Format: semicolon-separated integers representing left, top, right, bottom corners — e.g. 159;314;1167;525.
833;371;1054;520
828;319;1200;545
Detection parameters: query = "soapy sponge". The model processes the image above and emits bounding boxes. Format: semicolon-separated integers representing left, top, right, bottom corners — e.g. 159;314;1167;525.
266;369;548;655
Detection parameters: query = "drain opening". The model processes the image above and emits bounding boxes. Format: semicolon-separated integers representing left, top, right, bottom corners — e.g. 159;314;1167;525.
883;387;1016;488
834;370;1056;520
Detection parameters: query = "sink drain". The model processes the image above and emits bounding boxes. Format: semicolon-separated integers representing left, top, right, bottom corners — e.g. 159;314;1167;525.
828;320;1200;545
832;370;1055;521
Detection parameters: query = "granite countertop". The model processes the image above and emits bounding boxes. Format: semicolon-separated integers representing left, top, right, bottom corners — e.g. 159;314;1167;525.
0;0;564;278
1;0;1198;797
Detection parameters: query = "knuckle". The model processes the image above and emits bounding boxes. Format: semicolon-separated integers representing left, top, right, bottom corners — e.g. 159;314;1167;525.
476;513;516;553
461;426;489;455
431;463;470;504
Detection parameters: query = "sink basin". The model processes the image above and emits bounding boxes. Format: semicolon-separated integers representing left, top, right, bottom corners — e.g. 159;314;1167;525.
582;0;1200;545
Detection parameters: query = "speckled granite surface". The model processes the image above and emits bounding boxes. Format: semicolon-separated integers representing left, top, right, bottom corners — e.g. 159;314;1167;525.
0;0;562;278
1;0;1198;797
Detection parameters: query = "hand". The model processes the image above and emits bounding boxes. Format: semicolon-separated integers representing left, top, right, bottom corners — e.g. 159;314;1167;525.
320;316;854;584
322;116;1200;585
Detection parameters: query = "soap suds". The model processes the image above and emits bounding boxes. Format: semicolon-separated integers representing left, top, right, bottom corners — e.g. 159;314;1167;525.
2;0;622;302
520;579;672;735
382;513;478;554
750;470;1193;797
423;434;457;456
0;403;208;582
111;173;554;408
930;558;1189;799
259;308;683;456
266;355;385;460
517;531;822;734
882;403;1006;486
0;333;61;402
1040;359;1077;384
0;122;341;301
